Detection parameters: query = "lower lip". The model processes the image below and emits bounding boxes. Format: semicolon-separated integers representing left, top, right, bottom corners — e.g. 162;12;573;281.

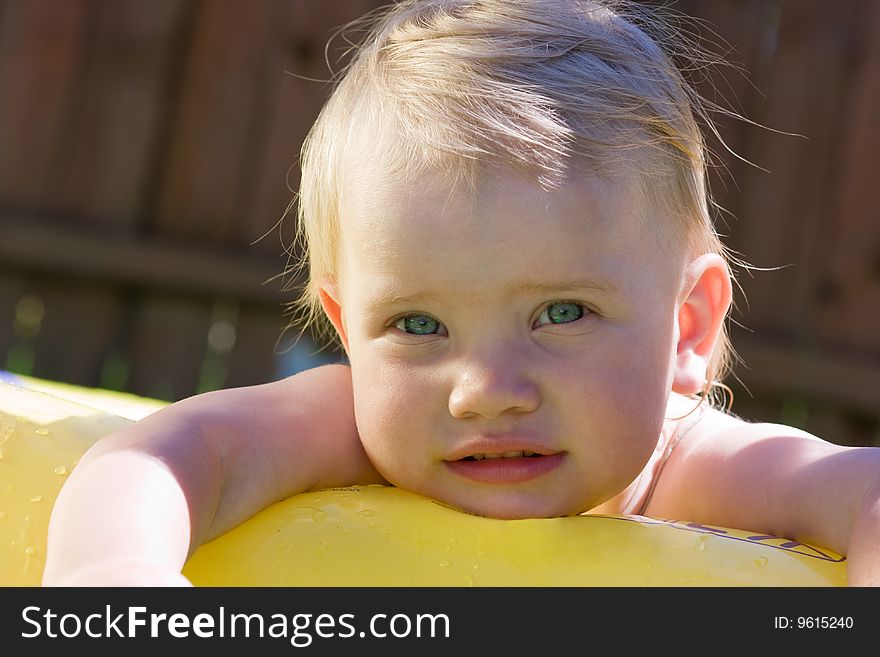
444;453;566;484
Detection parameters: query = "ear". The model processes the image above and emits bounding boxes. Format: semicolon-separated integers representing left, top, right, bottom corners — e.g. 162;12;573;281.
672;253;732;395
318;283;350;354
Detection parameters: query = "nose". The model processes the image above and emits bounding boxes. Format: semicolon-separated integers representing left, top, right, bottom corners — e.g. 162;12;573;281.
447;347;541;420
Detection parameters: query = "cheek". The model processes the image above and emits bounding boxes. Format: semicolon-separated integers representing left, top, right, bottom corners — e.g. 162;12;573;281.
570;321;675;480
578;313;675;403
610;320;676;430
348;353;439;479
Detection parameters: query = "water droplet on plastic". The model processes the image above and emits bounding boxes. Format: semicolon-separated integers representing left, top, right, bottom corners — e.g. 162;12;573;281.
24;546;36;556
54;465;68;475
0;416;15;445
289;507;326;523
34;427;50;436
754;556;768;568
357;509;376;518
439;560;451;568
30;496;42;503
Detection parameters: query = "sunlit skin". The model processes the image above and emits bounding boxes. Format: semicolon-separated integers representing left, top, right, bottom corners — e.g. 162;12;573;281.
320;166;696;519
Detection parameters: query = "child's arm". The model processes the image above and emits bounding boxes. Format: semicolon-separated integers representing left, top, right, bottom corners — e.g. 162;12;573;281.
41;364;384;586
648;411;880;586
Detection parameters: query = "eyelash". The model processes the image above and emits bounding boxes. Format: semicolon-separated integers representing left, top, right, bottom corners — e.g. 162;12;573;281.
390;301;591;336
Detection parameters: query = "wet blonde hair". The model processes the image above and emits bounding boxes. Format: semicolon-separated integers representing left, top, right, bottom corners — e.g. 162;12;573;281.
289;0;740;392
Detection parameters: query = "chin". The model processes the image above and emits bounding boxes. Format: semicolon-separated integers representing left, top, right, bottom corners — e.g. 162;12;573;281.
441;492;583;520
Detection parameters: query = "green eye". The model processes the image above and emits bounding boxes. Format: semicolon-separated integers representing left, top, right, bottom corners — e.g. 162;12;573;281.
536;302;584;326
395;314;443;335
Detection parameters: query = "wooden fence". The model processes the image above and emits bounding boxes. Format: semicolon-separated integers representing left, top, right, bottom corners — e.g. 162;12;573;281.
0;0;877;447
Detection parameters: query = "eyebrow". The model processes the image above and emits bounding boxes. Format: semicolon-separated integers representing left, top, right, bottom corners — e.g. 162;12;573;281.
364;277;616;310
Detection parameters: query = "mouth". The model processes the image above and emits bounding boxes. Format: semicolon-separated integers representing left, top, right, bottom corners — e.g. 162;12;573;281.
444;450;565;484
461;450;542;461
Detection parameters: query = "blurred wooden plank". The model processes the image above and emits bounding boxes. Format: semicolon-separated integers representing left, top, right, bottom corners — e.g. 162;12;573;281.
667;0;782;247
814;0;880;354
0;215;286;305
241;0;389;256
48;0;186;229
801;405;878;448
731;2;860;338
0;1;186;393
153;0;275;244
730;331;880;416
127;294;212;400
232;0;325;257
0;270;24;360
0;0;89;207
29;280;121;387
224;304;285;388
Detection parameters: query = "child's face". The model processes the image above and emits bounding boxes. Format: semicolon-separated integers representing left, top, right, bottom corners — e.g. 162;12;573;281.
325;166;689;518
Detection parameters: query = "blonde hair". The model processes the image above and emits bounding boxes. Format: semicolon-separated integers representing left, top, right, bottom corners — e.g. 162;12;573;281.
289;0;740;392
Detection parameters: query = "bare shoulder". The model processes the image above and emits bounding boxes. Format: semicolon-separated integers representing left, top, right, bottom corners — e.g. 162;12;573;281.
648;394;878;549
663;392;830;459
188;363;353;414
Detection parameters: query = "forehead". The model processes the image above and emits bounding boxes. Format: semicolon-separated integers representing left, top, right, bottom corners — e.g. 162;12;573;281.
331;164;686;317
339;164;658;271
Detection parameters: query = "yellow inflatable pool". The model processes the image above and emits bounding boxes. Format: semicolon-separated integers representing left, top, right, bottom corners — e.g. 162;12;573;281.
0;377;847;587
